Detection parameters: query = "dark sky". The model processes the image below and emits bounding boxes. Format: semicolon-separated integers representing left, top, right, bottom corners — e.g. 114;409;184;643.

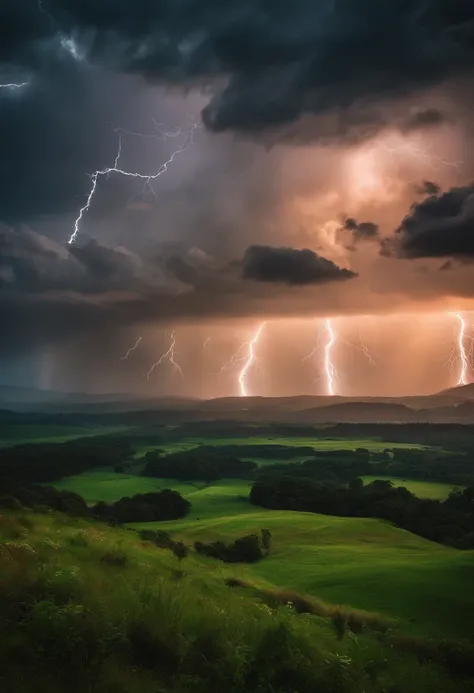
1;0;474;397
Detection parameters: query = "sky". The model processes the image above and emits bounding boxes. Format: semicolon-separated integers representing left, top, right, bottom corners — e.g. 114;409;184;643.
1;0;474;398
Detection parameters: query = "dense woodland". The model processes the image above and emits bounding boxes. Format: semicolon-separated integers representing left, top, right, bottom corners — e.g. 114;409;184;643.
250;477;474;548
93;489;190;523
258;447;474;486
143;448;258;480
0;436;133;485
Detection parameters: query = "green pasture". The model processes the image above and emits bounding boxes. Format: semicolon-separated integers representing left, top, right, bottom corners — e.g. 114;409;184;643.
55;469;474;639
55;471;254;516
0;424;127;447
361;476;462;500
151;508;474;641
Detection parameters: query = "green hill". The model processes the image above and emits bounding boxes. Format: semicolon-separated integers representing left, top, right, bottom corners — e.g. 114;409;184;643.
54;472;474;641
1;507;473;693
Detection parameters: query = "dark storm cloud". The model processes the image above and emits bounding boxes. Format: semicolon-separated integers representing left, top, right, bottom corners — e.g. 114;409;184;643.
0;224;173;294
383;183;474;259
415;180;441;196
2;0;474;138
401;108;448;133
0;226;359;357
241;245;356;286
343;218;379;242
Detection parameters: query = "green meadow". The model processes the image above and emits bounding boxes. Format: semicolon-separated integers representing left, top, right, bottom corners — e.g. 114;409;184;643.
2;508;471;693
56;470;474;640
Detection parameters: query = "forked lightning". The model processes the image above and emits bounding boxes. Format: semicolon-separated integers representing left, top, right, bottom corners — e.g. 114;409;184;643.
69;124;199;244
146;331;184;381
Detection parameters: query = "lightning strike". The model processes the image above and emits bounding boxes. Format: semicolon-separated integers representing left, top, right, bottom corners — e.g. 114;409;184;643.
69;123;199;244
203;337;211;349
0;82;28;90
146;331;184;381
382;141;463;174
121;336;142;360
238;323;266;397
340;332;378;368
324;319;338;396
450;313;470;386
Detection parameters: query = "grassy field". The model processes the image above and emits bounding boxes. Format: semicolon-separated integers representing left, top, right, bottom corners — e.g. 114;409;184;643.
2;508;471;693
361;476;462;500
57;470;473;640
146;508;474;641
134;436;428;458
0;424;128;447
55;471;254;516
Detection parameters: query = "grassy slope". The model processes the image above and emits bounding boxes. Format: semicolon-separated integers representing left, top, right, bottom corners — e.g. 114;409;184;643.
361;476;462;500
0;508;471;693
147;510;474;642
55;471;474;640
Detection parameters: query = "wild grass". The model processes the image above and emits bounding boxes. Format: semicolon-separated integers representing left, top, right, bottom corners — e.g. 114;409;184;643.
55;471;474;640
0;508;471;693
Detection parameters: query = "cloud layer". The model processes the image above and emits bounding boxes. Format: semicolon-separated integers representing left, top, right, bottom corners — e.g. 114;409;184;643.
386;183;474;259
2;1;474;138
241;245;356;285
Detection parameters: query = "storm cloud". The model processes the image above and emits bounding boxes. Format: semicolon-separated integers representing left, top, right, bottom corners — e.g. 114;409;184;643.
385;184;474;259
2;0;474;138
241;245;356;285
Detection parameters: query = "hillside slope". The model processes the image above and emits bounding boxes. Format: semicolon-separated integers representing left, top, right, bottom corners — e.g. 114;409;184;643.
1;508;473;693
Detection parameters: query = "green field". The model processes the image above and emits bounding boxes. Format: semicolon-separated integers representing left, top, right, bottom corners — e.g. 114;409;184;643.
56;469;474;640
2;508;470;693
361;476;461;500
0;424;128;447
144;507;474;641
134;435;428;459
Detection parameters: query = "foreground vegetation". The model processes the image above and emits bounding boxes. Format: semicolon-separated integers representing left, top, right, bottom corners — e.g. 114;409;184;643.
1;507;473;693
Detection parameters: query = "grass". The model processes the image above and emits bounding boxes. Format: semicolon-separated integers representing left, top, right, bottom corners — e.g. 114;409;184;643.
54;471;172;504
133;436;429;459
1;507;473;693
0;424;128;447
54;470;474;640
361;476;462;500
145;510;474;642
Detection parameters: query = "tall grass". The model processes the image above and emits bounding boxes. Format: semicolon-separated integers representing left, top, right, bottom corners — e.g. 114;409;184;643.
0;509;471;693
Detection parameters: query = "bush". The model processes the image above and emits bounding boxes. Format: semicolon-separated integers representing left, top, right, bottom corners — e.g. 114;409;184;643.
194;529;270;564
93;490;191;524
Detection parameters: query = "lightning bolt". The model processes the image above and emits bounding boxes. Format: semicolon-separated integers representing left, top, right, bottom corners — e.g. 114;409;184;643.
146;331;184;381
69;123;199;244
219;323;266;396
449;313;471;386
238;322;266;397
340;332;378;368
0;82;28;90
382;141;463;174
324;319;338;396
121;336;142;360
203;337;211;349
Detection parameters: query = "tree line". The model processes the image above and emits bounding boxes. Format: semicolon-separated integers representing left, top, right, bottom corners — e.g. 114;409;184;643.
0;436;133;485
250;476;474;549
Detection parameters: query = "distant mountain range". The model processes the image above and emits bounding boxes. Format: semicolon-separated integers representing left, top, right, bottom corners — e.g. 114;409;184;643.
2;383;474;424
